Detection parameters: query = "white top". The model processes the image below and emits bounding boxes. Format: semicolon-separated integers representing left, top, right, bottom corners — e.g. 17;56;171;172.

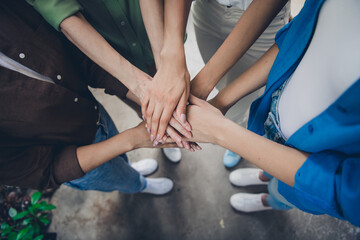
216;0;253;10
0;51;54;84
278;0;360;139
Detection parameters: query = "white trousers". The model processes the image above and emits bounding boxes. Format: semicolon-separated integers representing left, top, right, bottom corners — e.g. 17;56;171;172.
191;0;290;127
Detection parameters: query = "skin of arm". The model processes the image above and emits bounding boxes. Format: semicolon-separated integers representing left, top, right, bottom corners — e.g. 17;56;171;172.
60;12;152;102
77;122;178;173
191;0;288;100
139;0;164;69
142;0;193;144
210;44;279;114
187;96;309;187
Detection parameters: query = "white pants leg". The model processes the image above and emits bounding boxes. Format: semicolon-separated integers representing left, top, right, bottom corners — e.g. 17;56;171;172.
192;0;290;127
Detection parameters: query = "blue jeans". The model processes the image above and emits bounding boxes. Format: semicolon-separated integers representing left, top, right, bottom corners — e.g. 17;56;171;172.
263;80;295;210
65;105;146;193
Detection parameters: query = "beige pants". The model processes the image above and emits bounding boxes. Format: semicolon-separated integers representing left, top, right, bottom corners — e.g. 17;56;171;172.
192;0;290;127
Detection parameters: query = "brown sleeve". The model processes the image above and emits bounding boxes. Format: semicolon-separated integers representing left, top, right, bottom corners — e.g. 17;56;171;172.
0;145;84;190
84;57;129;99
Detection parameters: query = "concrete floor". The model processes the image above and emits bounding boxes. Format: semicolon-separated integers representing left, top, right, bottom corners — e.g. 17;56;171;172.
49;2;360;239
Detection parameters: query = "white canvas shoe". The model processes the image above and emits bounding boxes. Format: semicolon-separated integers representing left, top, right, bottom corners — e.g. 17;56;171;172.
229;168;269;187
131;158;158;176
141;178;174;195
162;148;181;163
230;193;272;212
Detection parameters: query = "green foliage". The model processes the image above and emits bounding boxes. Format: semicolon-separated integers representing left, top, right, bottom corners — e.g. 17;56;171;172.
0;191;56;240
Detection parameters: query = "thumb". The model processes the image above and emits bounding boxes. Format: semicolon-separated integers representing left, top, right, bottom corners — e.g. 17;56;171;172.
189;94;204;106
176;92;188;124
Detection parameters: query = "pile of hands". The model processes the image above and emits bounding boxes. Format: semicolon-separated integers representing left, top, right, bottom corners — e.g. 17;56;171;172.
134;55;226;150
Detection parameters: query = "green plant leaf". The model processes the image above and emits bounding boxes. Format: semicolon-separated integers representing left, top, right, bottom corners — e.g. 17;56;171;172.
22;218;31;226
39;204;56;211
33;223;40;236
13;211;29;221
31;192;42;205
8;232;17;240
39;217;50;226
9;208;18;218
34;235;44;240
16;226;29;240
2;227;12;235
1;222;10;230
31;203;41;211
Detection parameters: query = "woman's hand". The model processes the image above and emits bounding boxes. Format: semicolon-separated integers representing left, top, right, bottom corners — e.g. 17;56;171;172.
186;95;227;144
142;55;191;143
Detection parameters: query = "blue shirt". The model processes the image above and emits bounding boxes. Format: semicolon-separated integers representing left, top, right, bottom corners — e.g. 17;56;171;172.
248;0;360;227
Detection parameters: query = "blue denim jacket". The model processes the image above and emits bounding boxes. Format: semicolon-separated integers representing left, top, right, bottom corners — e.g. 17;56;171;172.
248;0;360;227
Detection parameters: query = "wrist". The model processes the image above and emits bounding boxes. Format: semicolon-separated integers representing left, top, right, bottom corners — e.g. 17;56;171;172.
212;118;234;146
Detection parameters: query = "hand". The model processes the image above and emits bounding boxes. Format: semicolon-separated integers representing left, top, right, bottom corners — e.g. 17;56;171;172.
186;95;226;144
142;56;191;142
133;122;179;149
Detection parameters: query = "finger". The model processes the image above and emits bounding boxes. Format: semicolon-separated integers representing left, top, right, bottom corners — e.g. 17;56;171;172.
182;140;191;151
189;94;204;106
166;126;184;148
190;142;202;151
157;105;173;142
176;92;189;125
145;99;156;136
151;104;163;145
172;111;192;132
141;94;150;124
169;117;192;139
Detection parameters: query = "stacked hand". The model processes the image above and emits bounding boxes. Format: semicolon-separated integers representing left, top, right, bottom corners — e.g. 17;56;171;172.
139;55;201;151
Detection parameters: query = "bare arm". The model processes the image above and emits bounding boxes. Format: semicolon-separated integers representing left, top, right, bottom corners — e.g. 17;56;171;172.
191;0;288;99
187;96;308;187
77;122;177;173
210;44;279;114
139;0;164;69
60;12;151;102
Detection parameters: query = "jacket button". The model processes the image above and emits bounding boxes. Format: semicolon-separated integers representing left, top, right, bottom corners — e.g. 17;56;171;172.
19;53;25;59
94;105;98;110
57;75;62;80
74;97;78;102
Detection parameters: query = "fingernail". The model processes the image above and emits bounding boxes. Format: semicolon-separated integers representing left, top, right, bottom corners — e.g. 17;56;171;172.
185;125;191;131
162;136;167;141
156;134;160;141
181;114;186;124
147;128;151;134
178;142;184;148
196;145;202;150
150;134;154;142
142;115;145;121
153;140;159;147
190;148;195;152
186;132;192;139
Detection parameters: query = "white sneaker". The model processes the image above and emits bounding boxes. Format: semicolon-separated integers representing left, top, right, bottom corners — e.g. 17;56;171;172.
141;178;174;195
230;193;272;212
229;168;268;187
131;158;158;176
162;148;181;163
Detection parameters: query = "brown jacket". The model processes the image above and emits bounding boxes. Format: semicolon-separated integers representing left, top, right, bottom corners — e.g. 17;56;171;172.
0;0;128;190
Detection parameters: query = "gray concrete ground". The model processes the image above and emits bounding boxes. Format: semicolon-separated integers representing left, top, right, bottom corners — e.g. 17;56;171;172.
49;2;360;239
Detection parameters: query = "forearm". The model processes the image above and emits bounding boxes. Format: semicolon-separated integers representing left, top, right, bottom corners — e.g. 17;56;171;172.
214;118;308;187
60;13;151;96
193;0;287;96
139;0;164;68
161;0;191;59
212;44;279;113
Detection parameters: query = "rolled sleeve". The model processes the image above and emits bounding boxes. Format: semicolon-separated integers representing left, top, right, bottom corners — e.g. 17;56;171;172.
0;145;85;190
279;151;360;227
27;0;82;31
